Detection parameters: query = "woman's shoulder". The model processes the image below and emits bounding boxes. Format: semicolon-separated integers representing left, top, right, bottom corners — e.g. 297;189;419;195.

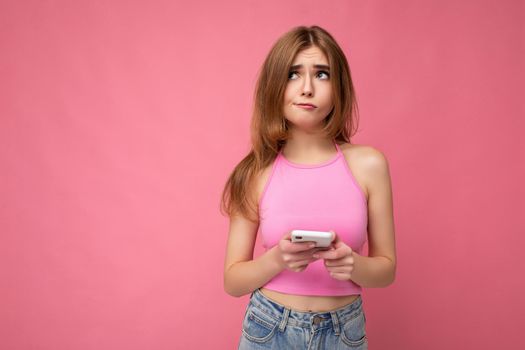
338;142;388;164
338;143;390;201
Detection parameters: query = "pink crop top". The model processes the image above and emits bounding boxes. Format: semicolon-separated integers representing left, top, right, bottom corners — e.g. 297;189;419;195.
258;140;368;296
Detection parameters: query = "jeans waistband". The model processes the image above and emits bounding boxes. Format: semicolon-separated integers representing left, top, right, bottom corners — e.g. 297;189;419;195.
248;288;363;335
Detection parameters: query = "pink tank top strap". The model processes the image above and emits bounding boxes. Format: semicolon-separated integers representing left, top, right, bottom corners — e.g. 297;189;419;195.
334;139;342;155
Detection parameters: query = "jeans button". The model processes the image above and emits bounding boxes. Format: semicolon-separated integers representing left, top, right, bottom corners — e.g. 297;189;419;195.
313;316;322;325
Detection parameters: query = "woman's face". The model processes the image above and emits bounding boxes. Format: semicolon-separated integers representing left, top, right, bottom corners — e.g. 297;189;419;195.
283;46;333;132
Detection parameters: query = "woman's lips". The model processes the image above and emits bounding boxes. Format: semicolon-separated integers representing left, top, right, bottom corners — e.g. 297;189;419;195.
295;103;317;110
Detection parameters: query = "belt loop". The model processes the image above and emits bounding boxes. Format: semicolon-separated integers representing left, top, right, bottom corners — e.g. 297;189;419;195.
279;307;291;332
330;311;340;335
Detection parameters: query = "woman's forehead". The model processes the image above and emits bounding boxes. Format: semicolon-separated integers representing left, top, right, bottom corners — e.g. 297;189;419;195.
292;47;329;67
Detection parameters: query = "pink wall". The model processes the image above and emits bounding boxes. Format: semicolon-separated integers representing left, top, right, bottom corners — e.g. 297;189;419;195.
1;1;523;349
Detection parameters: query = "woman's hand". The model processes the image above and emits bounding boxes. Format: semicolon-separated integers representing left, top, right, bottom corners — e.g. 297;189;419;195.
274;231;325;272
313;230;355;281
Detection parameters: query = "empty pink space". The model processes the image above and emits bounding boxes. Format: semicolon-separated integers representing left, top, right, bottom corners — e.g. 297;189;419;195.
0;0;523;349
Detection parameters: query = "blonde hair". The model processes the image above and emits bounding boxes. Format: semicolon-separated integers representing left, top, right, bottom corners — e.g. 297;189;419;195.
220;25;360;222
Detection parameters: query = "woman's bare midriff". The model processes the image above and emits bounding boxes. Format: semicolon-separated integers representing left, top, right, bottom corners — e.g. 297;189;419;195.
260;287;360;312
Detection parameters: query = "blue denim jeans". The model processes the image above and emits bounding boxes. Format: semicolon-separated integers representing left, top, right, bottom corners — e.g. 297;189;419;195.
238;288;368;349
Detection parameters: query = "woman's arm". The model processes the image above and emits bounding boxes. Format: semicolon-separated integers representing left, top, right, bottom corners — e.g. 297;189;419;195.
223;213;285;297
350;146;397;288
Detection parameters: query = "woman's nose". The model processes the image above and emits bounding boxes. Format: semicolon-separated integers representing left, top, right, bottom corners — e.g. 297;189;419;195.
302;76;314;96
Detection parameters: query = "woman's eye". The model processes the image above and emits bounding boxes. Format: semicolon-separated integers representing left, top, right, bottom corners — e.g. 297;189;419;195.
288;70;330;80
318;71;330;79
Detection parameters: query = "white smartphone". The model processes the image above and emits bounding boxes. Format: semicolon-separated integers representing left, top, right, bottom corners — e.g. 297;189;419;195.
291;230;333;248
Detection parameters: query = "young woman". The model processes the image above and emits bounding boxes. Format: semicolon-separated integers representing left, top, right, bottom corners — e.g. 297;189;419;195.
221;25;396;349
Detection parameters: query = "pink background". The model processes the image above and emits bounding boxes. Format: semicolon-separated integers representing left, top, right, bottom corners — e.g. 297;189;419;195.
1;1;523;349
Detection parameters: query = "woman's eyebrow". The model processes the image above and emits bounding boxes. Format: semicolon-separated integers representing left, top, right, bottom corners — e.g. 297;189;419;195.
290;64;330;70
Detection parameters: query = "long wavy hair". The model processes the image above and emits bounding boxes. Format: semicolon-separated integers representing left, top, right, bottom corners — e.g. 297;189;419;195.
220;25;360;223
